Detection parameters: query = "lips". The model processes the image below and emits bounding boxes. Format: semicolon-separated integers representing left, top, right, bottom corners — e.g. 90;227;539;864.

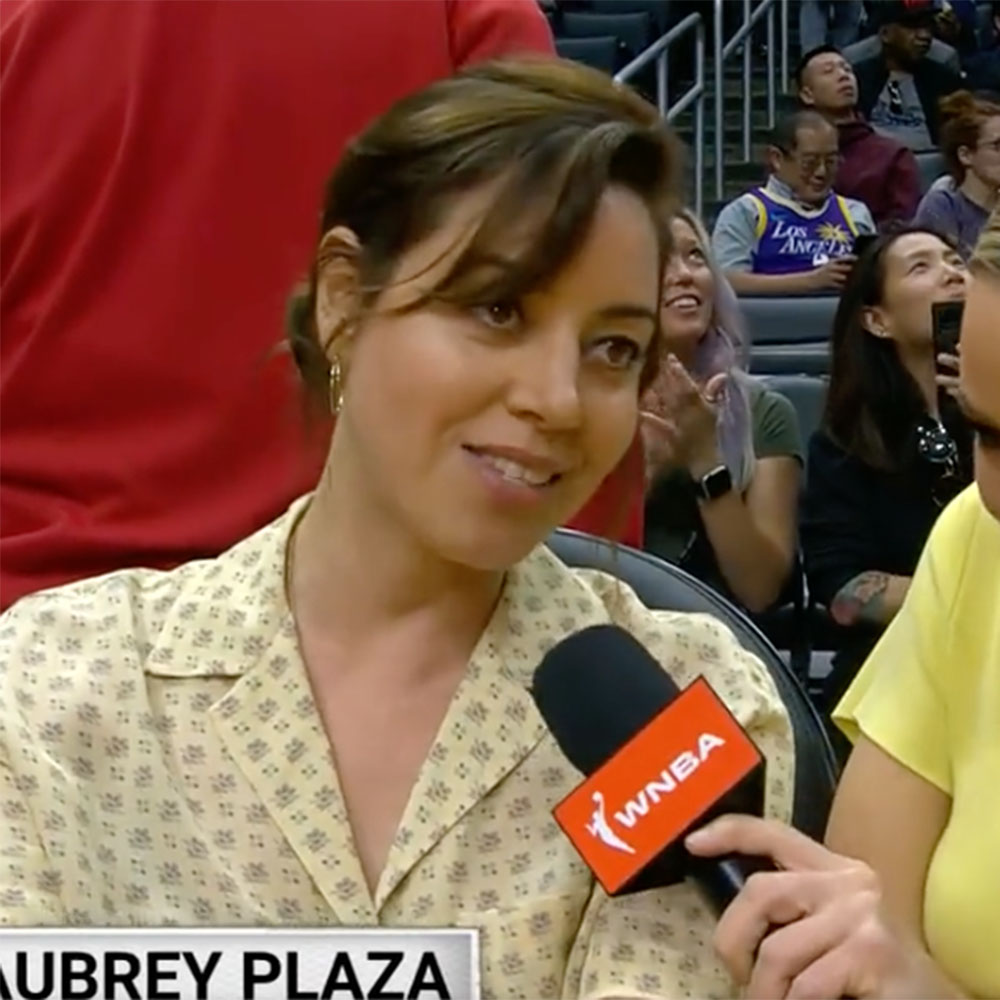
664;293;701;309
463;445;565;487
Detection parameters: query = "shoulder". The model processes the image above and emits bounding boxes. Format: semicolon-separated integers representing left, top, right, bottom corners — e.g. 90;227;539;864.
806;428;869;480
560;557;791;744
0;564;191;686
840;195;876;231
922;485;994;586
744;379;803;458
0;503;300;702
715;193;761;226
917;185;955;212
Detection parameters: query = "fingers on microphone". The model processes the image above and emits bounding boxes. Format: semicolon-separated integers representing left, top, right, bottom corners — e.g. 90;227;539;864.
685;815;840;873
712;869;813;986
744;898;866;1000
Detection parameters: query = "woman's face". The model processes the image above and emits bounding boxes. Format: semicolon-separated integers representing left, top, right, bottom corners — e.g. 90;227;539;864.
660;217;714;352
965;114;1000;189
960;272;1000;520
868;232;966;349
330;184;660;570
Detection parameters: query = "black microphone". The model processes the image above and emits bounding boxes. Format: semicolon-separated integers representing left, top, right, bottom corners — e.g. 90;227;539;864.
530;623;774;914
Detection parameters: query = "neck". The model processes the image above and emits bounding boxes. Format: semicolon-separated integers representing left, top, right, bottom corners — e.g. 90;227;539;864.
959;170;999;211
898;344;940;419
287;427;504;674
827;107;858;125
882;50;908;74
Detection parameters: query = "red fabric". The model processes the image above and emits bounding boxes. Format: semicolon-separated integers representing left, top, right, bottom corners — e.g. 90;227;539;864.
565;434;646;548
835;118;922;228
0;0;553;610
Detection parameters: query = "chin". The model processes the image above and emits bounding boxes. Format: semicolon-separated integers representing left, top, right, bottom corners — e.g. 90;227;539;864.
435;525;553;573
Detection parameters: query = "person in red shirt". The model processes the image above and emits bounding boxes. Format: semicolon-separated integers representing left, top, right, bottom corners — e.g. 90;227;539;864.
796;44;922;228
0;0;552;610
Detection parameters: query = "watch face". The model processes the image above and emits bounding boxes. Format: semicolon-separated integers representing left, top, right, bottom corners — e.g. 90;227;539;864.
701;466;733;500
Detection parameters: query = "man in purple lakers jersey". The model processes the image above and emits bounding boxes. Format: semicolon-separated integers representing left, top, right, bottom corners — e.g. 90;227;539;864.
712;110;876;295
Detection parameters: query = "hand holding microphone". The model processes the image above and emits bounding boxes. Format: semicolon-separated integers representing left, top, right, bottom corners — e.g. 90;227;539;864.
531;625;959;1000
686;816;964;999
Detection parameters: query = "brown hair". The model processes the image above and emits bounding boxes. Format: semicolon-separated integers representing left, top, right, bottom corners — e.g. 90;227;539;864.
939;90;1000;182
286;57;680;403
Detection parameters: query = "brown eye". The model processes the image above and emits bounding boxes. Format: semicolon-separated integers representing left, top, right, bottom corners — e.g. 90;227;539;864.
472;301;522;331
590;337;643;370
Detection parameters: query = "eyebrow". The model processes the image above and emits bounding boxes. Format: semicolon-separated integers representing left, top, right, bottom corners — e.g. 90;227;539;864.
594;304;658;327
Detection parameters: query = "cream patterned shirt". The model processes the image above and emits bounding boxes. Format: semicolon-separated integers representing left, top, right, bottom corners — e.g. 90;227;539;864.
0;499;794;999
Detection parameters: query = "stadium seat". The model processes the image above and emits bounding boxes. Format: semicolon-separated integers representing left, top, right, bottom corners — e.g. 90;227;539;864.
555;35;619;74
560;10;654;61
758;374;829;475
915;149;946;195
740;295;838;376
547;528;841;840
588;0;673;37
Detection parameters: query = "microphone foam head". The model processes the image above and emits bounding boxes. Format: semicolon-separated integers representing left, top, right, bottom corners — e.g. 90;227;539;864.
530;624;680;775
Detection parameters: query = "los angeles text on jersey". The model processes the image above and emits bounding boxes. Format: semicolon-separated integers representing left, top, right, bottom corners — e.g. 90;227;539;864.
0;930;478;1000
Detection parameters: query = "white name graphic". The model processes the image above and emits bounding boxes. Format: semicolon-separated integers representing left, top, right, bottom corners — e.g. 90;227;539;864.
614;732;726;829
0;929;479;1000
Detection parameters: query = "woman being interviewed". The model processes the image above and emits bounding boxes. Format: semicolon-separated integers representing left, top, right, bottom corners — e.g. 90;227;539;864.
0;59;795;997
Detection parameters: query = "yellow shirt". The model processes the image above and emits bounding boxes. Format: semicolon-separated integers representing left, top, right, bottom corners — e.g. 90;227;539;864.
0;498;794;999
835;485;1000;999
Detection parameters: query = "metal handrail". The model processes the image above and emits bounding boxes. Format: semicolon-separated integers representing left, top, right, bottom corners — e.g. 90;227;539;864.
615;12;706;216
713;0;790;200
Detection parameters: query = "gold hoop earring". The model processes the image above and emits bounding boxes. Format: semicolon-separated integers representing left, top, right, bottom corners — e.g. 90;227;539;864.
328;356;344;415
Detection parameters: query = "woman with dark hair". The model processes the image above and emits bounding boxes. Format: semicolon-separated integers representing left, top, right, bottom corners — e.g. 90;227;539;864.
0;58;797;996
914;89;1000;259
801;226;972;717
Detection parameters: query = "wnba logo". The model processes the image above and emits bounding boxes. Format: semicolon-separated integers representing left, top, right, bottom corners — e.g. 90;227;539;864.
584;733;727;854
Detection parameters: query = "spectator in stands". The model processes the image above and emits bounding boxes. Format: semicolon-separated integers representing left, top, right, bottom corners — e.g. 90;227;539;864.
0;0;552;612
641;210;802;614
915;90;1000;258
963;1;1000;90
799;0;863;53
683;210;1000;1000
801;227;972;724
797;45;922;226
853;0;963;150
712;110;876;296
0;60;800;999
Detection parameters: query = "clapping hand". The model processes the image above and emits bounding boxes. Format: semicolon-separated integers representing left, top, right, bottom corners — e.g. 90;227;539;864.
640;354;726;480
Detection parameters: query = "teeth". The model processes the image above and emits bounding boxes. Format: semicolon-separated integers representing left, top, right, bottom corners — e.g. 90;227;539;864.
671;295;698;307
484;456;553;486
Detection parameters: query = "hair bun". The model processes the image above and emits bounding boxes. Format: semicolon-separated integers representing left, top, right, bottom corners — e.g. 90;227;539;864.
939;89;978;121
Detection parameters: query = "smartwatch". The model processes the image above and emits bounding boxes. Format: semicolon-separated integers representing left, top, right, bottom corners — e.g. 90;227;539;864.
693;464;733;501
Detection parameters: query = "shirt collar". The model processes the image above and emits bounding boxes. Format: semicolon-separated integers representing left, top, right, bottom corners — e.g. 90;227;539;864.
765;174;833;212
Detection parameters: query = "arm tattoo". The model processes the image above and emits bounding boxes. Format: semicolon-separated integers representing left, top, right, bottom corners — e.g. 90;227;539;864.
830;571;891;627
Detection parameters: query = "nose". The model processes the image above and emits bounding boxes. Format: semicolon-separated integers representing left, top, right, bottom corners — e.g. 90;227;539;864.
943;260;967;288
664;253;694;286
505;328;583;431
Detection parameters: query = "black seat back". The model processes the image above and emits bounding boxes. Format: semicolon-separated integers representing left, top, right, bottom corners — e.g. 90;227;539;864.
914;149;947;196
561;10;654;59
741;295;839;376
547;528;840;840
555;35;619;74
